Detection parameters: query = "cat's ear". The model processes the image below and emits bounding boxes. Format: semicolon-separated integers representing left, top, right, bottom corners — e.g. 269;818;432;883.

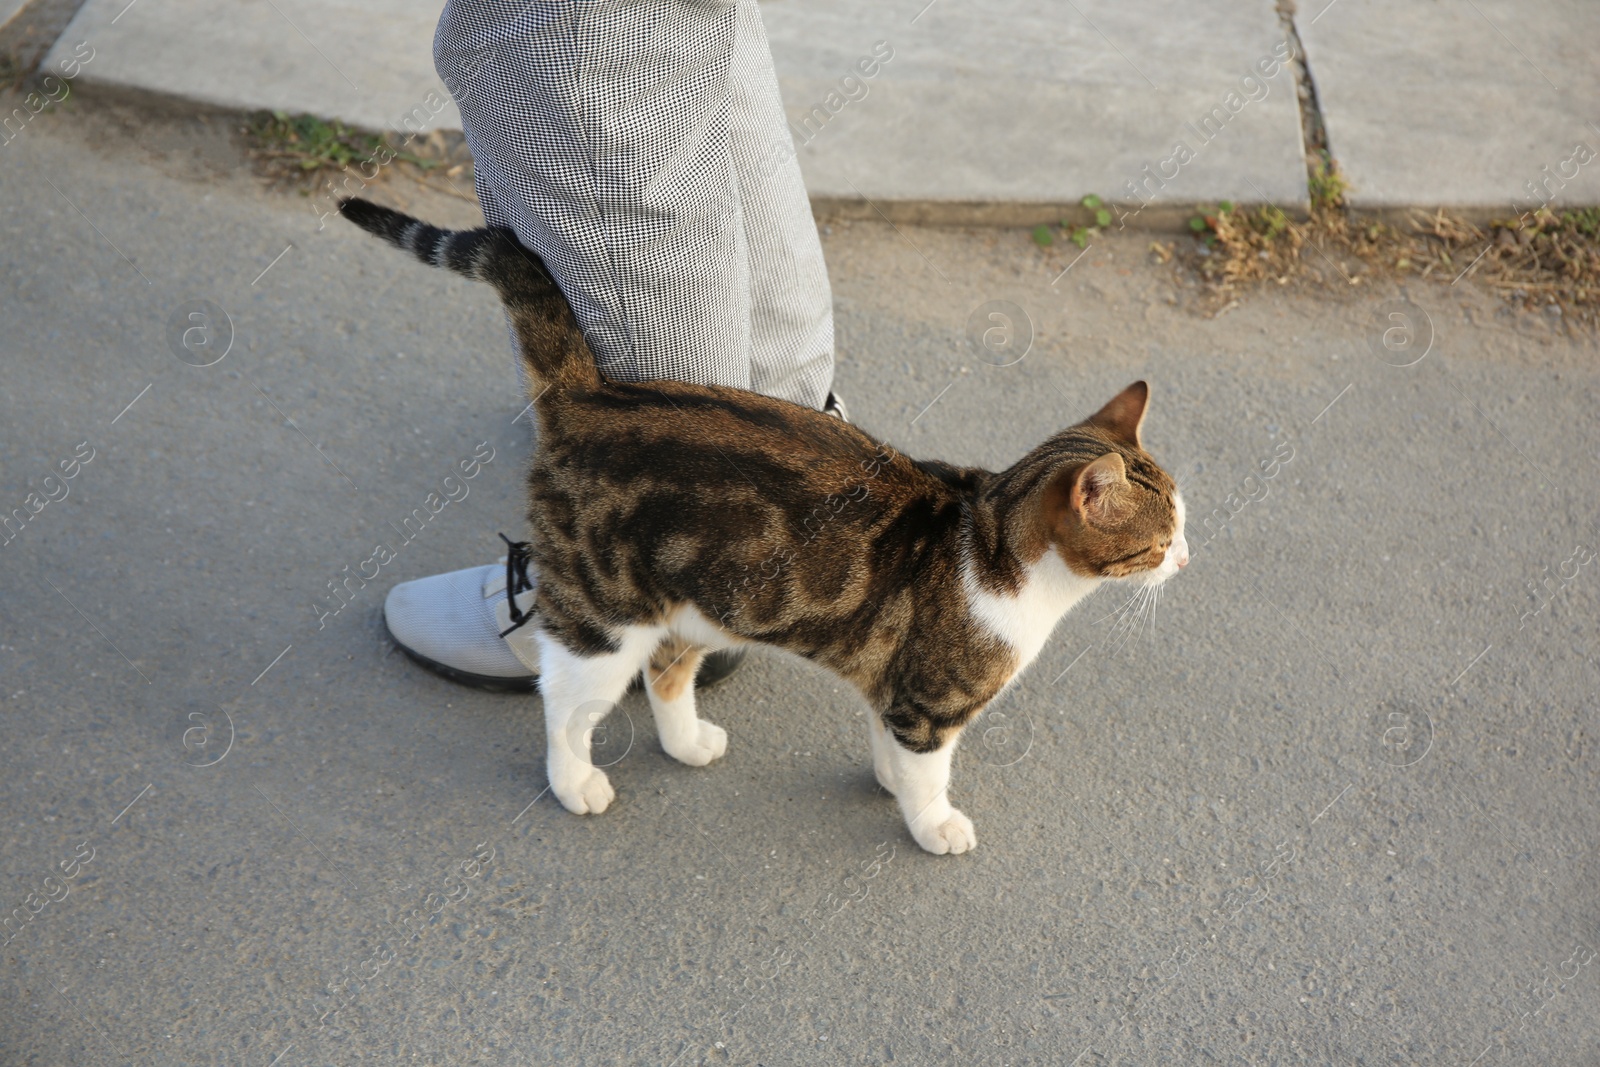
1087;381;1149;447
1069;453;1131;526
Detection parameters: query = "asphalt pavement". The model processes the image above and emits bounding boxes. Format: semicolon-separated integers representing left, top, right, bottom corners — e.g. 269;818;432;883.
1;97;1598;1065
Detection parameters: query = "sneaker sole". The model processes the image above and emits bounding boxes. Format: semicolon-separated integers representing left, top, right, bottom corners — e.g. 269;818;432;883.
393;642;748;694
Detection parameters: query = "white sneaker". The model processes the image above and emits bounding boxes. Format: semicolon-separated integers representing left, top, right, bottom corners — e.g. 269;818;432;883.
383;538;745;692
383;548;541;692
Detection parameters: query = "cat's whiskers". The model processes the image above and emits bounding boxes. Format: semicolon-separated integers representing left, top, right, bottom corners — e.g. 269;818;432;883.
1120;575;1171;652
1133;581;1165;649
1126;588;1148;650
1090;584;1146;627
1104;589;1136;644
1104;582;1154;656
1140;583;1163;645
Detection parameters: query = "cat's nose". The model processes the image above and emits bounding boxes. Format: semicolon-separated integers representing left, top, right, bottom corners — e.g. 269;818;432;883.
1175;542;1189;568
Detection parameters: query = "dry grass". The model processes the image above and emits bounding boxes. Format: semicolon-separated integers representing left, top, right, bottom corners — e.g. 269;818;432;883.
243;110;476;201
243;114;1600;326
1179;159;1600;325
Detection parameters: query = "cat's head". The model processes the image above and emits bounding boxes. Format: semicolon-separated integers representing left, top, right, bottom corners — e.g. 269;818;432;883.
1042;381;1187;586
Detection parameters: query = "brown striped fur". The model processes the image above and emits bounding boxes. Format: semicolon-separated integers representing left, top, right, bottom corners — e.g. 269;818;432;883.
340;198;1186;853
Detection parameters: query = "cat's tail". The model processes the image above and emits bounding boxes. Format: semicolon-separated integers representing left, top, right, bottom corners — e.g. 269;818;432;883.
337;197;600;393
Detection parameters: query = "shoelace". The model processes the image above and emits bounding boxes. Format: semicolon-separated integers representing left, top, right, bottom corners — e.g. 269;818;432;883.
497;532;537;637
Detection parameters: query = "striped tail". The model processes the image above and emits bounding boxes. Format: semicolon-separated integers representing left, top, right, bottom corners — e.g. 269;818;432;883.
338;197;600;393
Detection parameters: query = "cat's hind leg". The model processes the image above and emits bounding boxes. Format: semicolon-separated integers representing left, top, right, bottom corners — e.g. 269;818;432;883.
885;722;975;855
539;626;660;814
645;636;727;767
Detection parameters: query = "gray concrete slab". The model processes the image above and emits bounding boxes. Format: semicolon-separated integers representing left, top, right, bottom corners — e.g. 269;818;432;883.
3;100;1599;1066
763;0;1307;212
1300;0;1600;213
43;0;1309;217
42;0;462;132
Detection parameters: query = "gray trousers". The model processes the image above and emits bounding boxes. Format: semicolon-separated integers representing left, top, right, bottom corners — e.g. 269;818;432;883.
434;0;834;410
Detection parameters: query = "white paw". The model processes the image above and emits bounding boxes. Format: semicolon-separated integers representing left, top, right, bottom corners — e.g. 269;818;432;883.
912;810;976;855
663;720;728;767
552;767;615;815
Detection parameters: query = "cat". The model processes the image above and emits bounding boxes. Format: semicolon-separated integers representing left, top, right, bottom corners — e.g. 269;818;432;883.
338;197;1188;855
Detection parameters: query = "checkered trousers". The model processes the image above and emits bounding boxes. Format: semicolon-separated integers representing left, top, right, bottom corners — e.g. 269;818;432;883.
433;0;835;410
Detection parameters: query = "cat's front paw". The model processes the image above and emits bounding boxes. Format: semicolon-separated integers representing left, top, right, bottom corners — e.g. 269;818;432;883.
663;720;728;767
912;810;977;855
552;767;615;815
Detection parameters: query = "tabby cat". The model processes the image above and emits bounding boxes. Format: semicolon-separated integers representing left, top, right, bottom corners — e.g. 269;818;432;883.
340;198;1187;855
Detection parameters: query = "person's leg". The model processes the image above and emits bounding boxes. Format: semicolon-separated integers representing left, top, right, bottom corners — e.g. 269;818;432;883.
387;0;835;689
438;0;747;393
725;0;834;410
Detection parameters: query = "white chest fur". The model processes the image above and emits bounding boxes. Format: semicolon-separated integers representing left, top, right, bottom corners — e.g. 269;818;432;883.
962;547;1101;671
